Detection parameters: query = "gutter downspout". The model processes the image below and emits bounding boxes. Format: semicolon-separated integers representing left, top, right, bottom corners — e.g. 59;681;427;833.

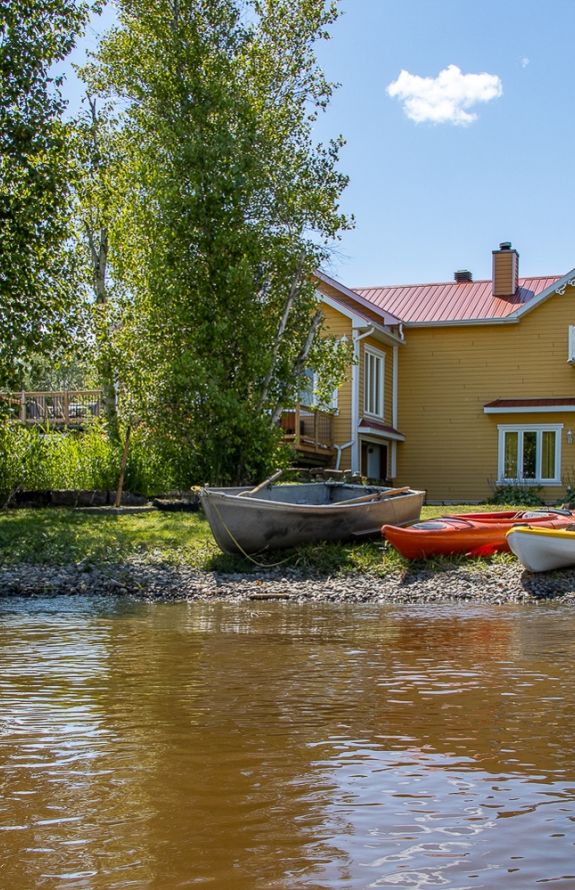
351;326;375;473
334;439;354;471
390;343;399;479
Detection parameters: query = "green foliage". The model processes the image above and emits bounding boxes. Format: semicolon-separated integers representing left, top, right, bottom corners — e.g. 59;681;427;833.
16;352;96;391
84;0;352;485
0;0;94;388
486;483;546;507
0;422;178;501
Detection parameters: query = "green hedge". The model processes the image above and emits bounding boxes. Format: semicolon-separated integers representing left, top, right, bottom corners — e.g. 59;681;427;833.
0;422;178;501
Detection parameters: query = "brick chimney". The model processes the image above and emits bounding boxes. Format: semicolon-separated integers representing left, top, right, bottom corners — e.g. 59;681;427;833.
492;242;519;297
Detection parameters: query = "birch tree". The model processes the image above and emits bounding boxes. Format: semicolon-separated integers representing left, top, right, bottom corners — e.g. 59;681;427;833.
88;0;352;483
73;96;121;440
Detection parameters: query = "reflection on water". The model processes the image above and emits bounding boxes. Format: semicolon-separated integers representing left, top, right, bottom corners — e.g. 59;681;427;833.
0;598;575;888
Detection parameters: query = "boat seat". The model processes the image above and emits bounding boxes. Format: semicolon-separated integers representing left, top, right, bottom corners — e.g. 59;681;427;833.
522;511;551;519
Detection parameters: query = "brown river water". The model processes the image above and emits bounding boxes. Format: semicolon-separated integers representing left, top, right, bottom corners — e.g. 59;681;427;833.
0;597;574;890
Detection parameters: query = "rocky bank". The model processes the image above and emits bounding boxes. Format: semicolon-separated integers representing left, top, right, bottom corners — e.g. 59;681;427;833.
1;560;575;604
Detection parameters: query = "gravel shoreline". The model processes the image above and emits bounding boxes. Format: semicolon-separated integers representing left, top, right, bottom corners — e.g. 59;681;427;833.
2;561;575;604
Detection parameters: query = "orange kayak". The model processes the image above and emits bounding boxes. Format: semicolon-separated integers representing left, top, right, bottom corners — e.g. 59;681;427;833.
382;509;575;559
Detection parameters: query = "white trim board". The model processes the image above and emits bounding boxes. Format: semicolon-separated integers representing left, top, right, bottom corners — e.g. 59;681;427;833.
485;405;575;414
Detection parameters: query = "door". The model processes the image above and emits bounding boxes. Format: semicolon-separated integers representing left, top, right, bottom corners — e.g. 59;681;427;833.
361;442;389;481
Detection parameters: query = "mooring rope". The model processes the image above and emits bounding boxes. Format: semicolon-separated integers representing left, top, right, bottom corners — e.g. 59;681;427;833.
211;499;292;568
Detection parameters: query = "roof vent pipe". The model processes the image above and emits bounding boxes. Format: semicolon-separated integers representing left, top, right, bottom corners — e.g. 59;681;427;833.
454;269;473;283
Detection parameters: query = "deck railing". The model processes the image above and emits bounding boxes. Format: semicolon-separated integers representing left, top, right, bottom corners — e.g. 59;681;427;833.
280;405;334;455
1;390;102;425
2;392;335;456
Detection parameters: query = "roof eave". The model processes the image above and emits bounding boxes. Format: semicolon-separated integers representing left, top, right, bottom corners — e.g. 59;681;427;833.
315;269;404;327
405;315;521;328
318;291;405;346
508;268;575;319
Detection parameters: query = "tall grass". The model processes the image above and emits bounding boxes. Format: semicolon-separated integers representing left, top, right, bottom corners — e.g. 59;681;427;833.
0;422;177;500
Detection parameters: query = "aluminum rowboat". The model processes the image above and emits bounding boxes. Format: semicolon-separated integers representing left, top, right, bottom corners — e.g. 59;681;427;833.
200;482;425;555
507;525;575;572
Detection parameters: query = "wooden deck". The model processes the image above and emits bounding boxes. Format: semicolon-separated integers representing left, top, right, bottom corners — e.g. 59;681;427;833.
1;392;336;464
1;390;102;425
280;406;336;465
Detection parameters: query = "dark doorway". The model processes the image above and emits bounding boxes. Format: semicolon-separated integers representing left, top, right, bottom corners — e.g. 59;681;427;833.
361;442;388;482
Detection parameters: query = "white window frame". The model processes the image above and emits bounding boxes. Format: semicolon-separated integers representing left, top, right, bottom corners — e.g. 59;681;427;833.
568;325;575;363
497;423;563;485
299;369;338;413
364;345;385;419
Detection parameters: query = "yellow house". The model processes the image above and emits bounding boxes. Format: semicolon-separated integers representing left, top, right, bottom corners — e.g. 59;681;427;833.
302;243;575;504
284;272;406;481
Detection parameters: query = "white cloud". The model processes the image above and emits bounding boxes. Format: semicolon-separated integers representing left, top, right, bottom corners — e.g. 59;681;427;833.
386;64;503;126
521;57;530;68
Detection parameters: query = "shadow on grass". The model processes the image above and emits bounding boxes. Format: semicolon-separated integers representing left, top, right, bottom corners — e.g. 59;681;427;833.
0;508;216;566
0;506;521;577
205;537;396;576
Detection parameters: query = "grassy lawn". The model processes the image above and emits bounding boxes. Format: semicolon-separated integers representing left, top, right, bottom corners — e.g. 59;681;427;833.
0;504;521;575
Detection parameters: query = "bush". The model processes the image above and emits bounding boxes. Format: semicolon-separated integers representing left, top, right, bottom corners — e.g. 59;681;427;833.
486;482;545;507
0;422;179;502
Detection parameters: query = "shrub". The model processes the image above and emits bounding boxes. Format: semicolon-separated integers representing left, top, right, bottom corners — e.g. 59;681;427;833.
486;482;545;507
0;422;179;502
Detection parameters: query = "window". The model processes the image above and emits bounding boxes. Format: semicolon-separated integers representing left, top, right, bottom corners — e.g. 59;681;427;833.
298;369;338;411
497;424;562;485
569;325;575;363
364;346;385;418
299;369;315;407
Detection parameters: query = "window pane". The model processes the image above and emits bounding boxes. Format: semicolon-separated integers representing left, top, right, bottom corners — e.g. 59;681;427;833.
364;355;370;413
365;351;384;417
542;431;556;478
523;431;537;479
369;355;374;414
504;431;518;478
299;369;314;406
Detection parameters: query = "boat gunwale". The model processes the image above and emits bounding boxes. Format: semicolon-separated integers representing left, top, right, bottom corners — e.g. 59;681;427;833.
507;526;575;539
201;487;425;514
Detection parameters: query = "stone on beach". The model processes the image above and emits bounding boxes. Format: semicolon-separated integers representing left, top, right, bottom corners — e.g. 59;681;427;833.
1;560;575;604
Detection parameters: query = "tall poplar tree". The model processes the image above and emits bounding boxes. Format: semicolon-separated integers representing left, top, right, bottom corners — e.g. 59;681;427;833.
73;95;121;440
89;0;352;483
0;0;92;389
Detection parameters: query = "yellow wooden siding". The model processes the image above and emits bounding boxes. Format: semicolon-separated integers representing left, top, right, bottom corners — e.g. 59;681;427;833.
396;286;575;502
319;303;353;469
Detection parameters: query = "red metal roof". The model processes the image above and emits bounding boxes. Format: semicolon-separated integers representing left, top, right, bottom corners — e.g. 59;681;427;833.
358;418;405;439
354;276;562;324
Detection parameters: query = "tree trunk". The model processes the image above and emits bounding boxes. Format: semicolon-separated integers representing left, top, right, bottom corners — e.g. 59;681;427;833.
86;96;120;442
86;221;119;441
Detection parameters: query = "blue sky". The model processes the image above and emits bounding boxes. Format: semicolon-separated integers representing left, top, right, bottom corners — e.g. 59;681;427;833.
60;0;575;287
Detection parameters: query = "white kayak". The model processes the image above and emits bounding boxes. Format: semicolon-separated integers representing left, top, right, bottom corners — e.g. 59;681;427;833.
507;525;575;572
